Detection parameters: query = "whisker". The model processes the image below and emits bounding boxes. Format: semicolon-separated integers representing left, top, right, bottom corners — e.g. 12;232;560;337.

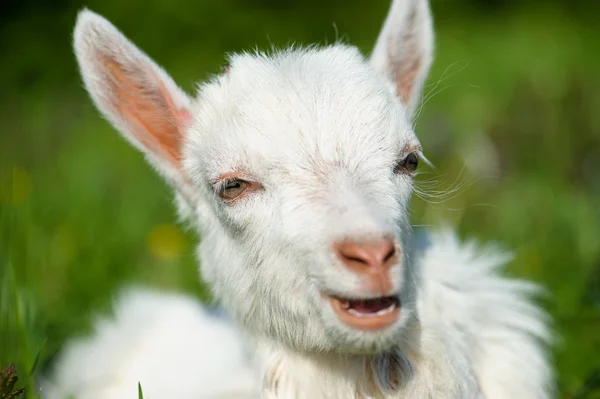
413;61;472;121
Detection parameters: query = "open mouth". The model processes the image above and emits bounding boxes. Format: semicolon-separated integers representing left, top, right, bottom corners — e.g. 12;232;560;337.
328;295;400;330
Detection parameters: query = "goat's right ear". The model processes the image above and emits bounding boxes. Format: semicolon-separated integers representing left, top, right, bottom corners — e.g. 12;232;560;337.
73;10;192;190
370;0;434;118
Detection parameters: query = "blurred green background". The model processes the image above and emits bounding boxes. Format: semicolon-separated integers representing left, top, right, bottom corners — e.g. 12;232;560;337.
1;0;599;397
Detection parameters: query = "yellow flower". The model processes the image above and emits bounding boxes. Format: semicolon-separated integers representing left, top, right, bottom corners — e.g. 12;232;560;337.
147;223;185;261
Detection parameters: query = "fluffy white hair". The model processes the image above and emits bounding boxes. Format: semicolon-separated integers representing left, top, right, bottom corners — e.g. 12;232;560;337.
42;288;258;398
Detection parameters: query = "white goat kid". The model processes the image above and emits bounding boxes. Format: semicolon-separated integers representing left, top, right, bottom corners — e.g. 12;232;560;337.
46;0;553;398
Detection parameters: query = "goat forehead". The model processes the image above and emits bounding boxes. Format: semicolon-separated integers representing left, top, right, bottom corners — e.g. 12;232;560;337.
188;46;417;178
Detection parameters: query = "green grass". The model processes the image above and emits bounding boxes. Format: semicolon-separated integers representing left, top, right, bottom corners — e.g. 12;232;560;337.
1;0;599;397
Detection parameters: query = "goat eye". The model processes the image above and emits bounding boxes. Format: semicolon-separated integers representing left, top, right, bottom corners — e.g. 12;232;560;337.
395;152;419;174
219;179;250;201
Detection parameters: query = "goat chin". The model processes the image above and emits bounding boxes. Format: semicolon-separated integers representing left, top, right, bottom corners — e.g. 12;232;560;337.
42;229;552;399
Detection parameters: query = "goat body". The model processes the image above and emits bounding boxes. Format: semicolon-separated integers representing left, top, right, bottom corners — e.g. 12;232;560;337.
45;1;552;398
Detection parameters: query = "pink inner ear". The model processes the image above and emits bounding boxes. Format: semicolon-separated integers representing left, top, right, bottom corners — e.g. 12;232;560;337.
395;58;421;105
102;54;188;168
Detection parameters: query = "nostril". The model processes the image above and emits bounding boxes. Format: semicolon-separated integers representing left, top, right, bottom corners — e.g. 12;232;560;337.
343;254;369;265
383;243;396;264
335;238;397;270
336;243;370;269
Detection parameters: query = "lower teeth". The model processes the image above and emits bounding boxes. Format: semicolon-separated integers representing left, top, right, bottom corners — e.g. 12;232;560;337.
347;303;395;317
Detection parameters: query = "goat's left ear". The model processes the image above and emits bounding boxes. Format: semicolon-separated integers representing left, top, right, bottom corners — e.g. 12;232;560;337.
73;9;193;195
370;0;434;117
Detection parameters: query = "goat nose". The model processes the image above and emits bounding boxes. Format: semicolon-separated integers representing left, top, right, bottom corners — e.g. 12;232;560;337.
335;238;397;272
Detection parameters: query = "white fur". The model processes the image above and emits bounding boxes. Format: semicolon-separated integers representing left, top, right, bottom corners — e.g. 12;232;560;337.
46;0;553;397
43;288;259;398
